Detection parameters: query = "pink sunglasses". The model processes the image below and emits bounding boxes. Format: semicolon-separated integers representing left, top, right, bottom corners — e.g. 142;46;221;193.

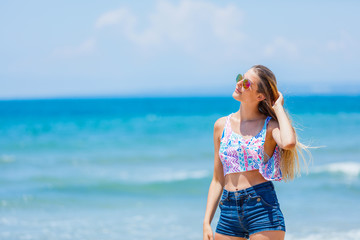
236;74;251;90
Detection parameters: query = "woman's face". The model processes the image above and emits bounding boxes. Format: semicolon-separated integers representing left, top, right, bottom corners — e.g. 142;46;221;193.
232;68;264;103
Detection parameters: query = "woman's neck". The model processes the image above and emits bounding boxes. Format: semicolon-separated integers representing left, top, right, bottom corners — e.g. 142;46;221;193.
235;103;264;122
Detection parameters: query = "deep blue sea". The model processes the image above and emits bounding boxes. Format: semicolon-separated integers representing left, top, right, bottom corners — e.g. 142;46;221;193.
1;95;360;240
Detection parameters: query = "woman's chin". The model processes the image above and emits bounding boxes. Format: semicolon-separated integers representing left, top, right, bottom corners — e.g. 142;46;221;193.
232;92;241;101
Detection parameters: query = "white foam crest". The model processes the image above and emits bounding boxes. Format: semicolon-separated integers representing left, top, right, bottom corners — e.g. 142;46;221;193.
117;169;210;183
311;161;360;178
0;154;15;163
286;229;360;240
148;169;209;182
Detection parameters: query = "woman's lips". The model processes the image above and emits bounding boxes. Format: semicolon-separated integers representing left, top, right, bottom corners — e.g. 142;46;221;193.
235;88;241;93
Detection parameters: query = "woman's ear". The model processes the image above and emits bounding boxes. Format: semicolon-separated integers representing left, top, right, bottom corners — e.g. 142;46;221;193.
257;94;266;102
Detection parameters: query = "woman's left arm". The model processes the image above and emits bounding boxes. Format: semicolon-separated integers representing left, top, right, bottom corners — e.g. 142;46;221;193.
271;91;296;150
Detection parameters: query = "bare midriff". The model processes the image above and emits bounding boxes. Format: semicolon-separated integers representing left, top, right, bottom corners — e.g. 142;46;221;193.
224;169;268;191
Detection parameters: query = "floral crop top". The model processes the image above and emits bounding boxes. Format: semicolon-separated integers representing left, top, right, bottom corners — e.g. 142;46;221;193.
218;113;283;181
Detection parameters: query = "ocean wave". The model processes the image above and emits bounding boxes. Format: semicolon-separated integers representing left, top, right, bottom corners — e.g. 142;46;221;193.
311;161;360;178
28;169;211;186
27;169;211;195
0;155;15;163
286;228;360;240
117;169;210;183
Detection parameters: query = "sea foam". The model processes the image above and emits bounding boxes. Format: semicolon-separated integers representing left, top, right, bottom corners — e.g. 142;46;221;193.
286;228;360;240
311;161;360;178
117;169;210;184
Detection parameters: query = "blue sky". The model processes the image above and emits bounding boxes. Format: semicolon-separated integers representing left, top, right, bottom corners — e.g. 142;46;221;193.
1;0;359;99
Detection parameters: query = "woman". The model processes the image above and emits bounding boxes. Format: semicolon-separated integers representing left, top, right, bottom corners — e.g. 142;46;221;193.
203;65;312;240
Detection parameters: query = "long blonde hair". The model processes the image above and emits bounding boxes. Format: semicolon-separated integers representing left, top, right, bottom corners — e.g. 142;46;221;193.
252;65;316;182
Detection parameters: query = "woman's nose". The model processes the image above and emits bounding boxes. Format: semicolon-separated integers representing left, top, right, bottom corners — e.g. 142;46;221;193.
236;80;243;88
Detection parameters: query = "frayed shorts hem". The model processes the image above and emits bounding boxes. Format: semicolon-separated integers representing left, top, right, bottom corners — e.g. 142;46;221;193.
215;225;285;239
249;226;286;236
215;229;248;239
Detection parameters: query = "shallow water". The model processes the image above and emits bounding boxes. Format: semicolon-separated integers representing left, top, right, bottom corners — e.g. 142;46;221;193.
1;95;360;239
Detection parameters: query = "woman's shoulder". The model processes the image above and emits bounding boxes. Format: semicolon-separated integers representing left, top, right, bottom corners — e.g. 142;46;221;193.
213;116;228;141
214;114;229;131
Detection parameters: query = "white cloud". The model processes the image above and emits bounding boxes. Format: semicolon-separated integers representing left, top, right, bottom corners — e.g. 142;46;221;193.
326;30;354;51
95;8;136;29
53;38;96;57
94;0;245;54
264;36;299;59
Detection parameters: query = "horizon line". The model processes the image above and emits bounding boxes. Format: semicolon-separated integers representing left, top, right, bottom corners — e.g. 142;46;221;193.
1;92;360;101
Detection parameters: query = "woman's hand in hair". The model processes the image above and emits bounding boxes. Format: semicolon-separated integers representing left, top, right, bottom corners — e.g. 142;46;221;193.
272;91;284;111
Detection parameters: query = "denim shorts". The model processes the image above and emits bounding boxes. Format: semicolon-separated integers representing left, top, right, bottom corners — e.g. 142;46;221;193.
215;181;286;239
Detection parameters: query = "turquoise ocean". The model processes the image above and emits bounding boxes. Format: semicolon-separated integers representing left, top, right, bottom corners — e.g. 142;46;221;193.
1;95;360;240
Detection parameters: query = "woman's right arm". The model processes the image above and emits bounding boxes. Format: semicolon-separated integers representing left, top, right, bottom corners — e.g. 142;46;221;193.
203;117;226;240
